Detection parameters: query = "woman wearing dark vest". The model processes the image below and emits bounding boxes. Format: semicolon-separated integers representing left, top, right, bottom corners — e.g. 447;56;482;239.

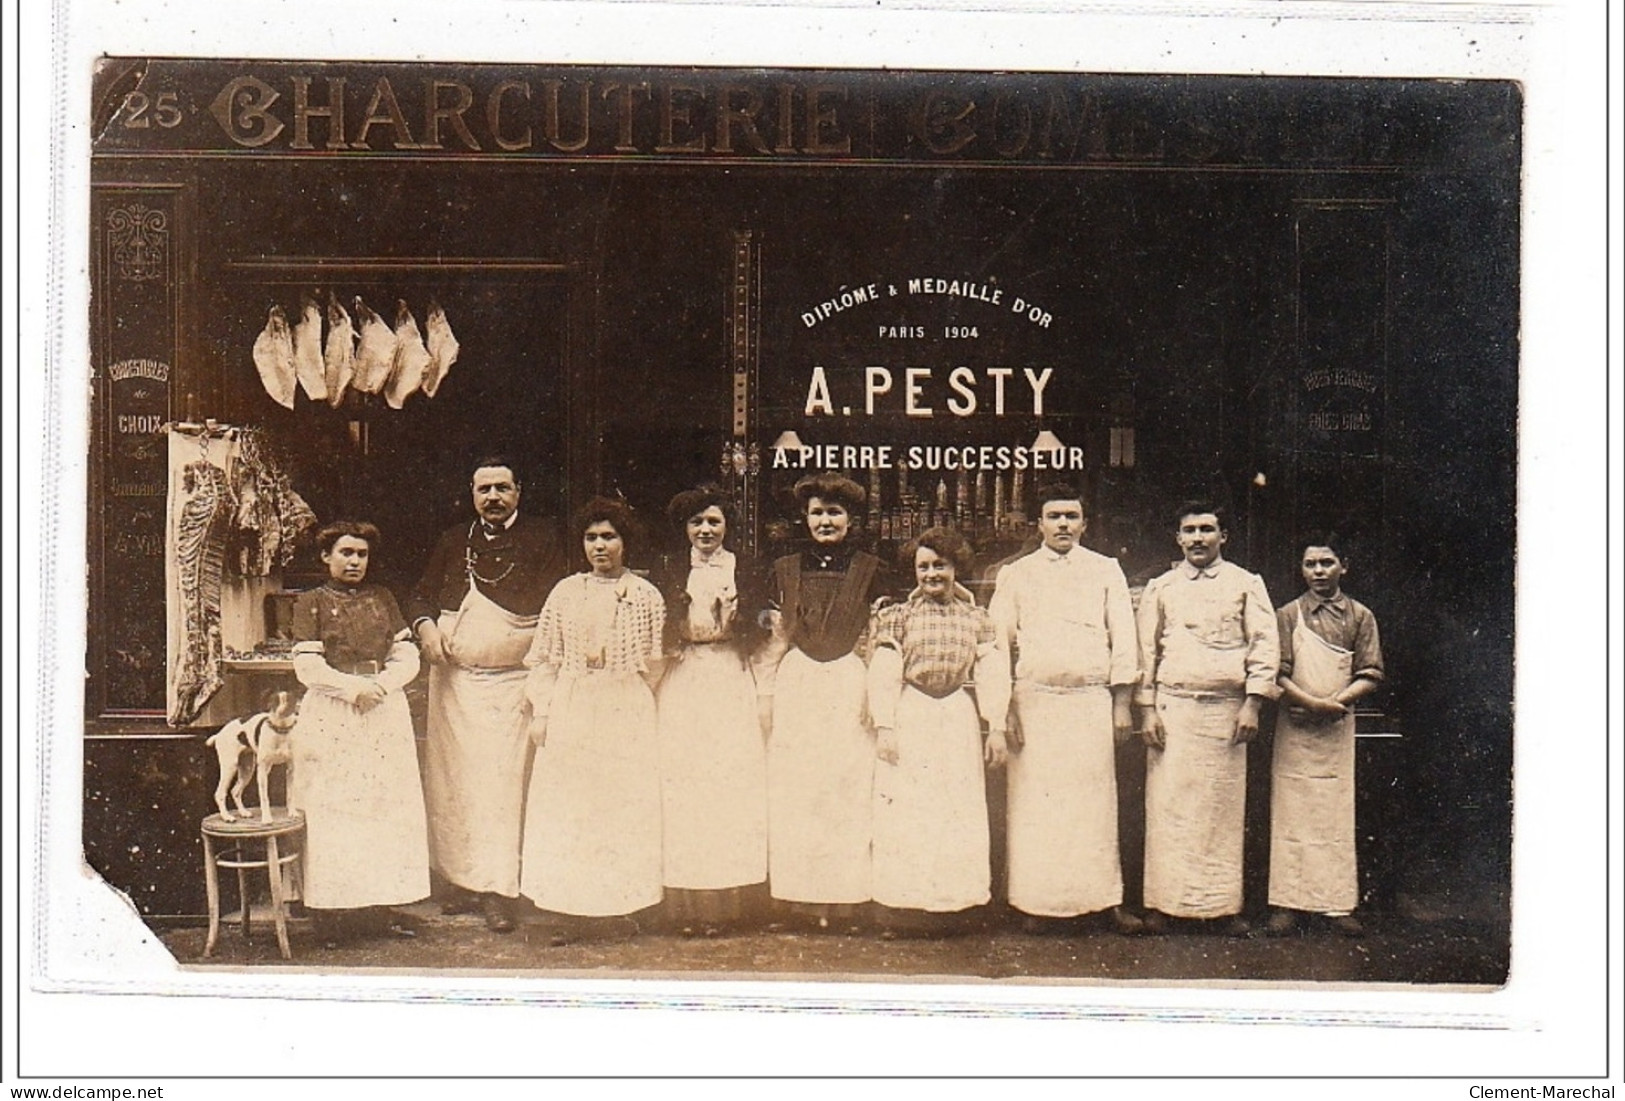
761;472;888;932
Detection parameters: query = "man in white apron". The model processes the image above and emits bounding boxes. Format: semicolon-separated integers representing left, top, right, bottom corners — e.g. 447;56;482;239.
406;460;566;931
989;483;1144;934
1265;539;1384;937
1135;503;1279;936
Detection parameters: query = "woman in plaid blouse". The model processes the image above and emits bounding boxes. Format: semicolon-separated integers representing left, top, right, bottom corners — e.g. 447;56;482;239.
868;526;1012;931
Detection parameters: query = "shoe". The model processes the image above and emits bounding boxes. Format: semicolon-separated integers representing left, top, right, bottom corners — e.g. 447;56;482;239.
440;888;480;916
1107;906;1146;936
482;894;517;933
1264;909;1299;937
1019;914;1058;935
1222;915;1253;938
1325;914;1365;938
1141;909;1171;936
311;910;355;947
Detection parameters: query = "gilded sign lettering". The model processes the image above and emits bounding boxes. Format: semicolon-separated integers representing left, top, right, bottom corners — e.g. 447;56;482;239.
209;75;286;147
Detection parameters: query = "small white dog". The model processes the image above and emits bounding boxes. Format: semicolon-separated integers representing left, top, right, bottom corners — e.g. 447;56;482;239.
205;689;299;822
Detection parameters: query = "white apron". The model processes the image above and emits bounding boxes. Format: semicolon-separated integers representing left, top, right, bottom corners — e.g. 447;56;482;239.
521;670;664;916
423;585;536;897
1144;612;1251;918
872;686;990;912
767;648;874;903
1006;683;1122;917
1144;691;1248;917
1268;616;1358;913
289;689;430;910
657;644;768;890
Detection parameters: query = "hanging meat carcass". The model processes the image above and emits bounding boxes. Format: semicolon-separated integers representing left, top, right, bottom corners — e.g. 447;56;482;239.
229;428;318;578
291;294;327;403
422;299;459;398
324;293;356;407
384;299;432;409
351;296;397;394
251;305;297;410
170;459;233;725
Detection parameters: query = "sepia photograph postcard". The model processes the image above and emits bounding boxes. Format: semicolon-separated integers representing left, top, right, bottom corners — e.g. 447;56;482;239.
10;0;1615;1085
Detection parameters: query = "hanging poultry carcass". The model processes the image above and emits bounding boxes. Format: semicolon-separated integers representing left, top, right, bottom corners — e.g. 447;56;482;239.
292;294;327;403
323;293;356;407
251;305;297;410
422;299;459;398
384;299;432;409
351;296;397;394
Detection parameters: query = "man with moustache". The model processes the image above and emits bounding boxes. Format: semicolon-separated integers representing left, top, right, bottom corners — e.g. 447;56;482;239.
988;483;1144;934
406;458;567;932
1135;502;1280;936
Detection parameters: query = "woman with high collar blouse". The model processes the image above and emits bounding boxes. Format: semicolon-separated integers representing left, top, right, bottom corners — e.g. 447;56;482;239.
651;485;774;935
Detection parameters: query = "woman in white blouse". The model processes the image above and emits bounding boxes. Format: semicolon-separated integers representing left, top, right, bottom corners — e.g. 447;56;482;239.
521;497;666;934
652;486;773;935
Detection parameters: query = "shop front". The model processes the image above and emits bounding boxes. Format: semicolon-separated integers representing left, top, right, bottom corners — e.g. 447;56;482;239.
85;60;1518;931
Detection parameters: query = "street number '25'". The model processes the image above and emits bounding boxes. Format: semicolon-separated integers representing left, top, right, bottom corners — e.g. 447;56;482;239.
122;91;183;129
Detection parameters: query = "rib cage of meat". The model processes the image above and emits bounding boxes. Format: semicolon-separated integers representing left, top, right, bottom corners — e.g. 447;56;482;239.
170;459;232;725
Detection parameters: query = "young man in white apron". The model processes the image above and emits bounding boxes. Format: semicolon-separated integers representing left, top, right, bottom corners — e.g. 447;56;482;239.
988;483;1145;935
1135;503;1280;936
1265;539;1384;937
406;460;567;932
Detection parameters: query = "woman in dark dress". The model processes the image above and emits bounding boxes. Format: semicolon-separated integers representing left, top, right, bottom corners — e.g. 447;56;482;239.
652;485;773;935
762;472;889;931
289;520;430;942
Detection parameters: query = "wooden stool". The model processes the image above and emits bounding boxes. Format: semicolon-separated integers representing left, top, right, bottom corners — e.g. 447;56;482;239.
202;808;305;960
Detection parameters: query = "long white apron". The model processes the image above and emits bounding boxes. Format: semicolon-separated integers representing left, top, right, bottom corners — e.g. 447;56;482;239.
289;690;430;910
767;648;874;903
872;686;990;912
423;585;535;897
657;644;767;889
1268;618;1358;913
521;670;664;916
1144;691;1248;918
1006;683;1122;917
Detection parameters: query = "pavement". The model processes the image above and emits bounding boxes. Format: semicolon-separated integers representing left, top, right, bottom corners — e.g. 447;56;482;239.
161;900;1508;987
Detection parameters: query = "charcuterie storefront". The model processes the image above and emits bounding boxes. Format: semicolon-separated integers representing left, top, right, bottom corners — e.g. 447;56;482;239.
86;59;1518;938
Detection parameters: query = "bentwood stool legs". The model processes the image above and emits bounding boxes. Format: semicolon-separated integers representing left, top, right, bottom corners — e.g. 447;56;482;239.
201;809;305;959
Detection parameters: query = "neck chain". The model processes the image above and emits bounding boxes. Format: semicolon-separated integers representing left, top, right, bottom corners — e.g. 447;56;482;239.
466;520;518;586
